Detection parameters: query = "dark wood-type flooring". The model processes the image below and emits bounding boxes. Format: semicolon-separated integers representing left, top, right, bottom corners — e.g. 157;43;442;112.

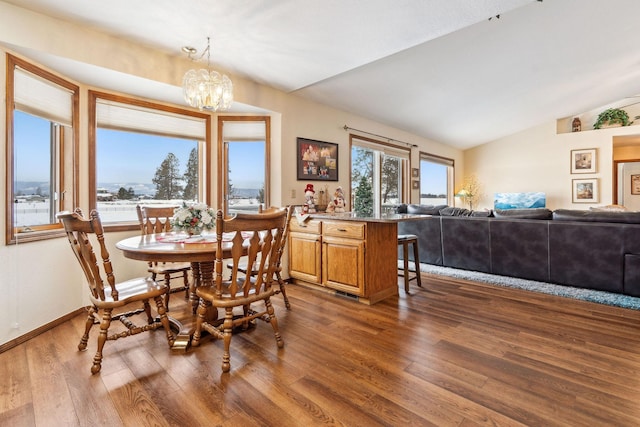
2;272;640;426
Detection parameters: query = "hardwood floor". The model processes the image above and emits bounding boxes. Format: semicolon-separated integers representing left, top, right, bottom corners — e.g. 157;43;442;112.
2;273;640;426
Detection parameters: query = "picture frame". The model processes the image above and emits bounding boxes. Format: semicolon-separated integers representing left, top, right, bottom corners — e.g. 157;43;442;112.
632;174;640;195
570;148;597;174
412;180;420;190
411;168;419;178
572;178;599;203
296;137;338;181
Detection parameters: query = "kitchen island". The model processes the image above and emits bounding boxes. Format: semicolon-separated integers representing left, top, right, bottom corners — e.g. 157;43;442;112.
288;212;429;304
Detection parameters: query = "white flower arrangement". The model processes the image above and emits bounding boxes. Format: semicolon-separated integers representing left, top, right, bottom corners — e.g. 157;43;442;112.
171;202;216;234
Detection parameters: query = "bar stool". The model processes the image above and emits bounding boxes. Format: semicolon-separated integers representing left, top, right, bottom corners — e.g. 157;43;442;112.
398;234;422;293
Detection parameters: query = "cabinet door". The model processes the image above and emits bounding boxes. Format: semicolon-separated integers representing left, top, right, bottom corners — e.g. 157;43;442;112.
289;232;322;284
322;236;365;295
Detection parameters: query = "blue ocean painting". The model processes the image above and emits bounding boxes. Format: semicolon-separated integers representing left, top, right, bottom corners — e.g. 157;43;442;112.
494;192;546;209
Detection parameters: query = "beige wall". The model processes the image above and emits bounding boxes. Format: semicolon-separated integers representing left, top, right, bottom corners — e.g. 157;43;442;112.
465;120;640;211
0;2;461;345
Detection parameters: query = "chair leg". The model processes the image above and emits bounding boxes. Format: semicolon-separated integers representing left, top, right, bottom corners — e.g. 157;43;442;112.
163;273;172;311
191;298;210;347
183;270;190;300
78;306;97;351
276;271;291;309
265;297;284;349
412;240;422;287
221;308;234;373
402;241;410;293
91;308;113;375
143;299;154;324
153;295;175;347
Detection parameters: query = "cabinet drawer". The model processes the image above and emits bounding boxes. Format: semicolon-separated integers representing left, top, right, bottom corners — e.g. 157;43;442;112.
289;219;322;234
323;221;365;239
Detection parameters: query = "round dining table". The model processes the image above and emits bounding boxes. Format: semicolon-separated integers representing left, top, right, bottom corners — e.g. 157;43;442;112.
116;232;232;350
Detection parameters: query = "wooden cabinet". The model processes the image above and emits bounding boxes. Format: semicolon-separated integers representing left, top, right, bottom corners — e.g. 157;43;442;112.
288;219;322;284
322;221;366;295
288;216;398;304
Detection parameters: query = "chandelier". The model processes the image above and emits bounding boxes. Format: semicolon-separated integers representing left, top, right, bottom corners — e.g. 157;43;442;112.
182;37;233;111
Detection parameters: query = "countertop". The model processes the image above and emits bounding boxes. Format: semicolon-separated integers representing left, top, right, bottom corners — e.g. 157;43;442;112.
301;212;432;223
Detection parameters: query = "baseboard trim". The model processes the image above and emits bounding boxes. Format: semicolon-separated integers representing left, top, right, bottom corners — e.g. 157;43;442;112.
0;308;85;354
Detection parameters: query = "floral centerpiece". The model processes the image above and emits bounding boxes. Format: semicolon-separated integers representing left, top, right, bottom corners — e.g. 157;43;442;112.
171;202;215;235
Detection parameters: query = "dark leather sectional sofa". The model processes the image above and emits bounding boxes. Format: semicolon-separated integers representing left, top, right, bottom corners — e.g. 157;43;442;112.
397;204;640;297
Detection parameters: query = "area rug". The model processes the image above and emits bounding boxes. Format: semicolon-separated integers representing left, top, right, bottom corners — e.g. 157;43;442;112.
401;261;640;311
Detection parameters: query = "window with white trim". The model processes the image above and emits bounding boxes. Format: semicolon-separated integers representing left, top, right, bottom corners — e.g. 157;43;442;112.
89;91;211;225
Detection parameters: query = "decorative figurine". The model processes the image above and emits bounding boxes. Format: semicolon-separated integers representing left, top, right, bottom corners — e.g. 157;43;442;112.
303;183;316;213
326;186;346;213
572;117;581;132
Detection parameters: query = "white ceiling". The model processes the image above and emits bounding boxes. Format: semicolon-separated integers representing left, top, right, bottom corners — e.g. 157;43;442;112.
5;0;640;149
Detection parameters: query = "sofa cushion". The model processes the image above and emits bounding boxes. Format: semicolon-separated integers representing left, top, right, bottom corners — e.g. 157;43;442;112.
469;209;493;217
394;203;408;214
439;207;472;216
552;209;640;224
407;204;448;215
493;208;552;220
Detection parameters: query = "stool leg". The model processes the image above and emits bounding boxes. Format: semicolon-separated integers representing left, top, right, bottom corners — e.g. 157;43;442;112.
403;241;410;293
412;240;422;287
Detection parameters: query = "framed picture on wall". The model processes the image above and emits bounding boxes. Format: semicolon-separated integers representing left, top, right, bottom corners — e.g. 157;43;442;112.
571;148;597;174
411;168;419;178
572;178;599;203
412;180;420;189
632;174;640;195
296;137;339;181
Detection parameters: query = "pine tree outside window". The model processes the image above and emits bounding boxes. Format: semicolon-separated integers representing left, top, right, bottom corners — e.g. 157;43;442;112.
350;135;409;216
89;91;211;226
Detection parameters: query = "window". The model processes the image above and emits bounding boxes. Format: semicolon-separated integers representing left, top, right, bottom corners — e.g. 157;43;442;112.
5;55;79;244
89;91;211;227
350;135;409;215
419;152;454;206
218;117;270;216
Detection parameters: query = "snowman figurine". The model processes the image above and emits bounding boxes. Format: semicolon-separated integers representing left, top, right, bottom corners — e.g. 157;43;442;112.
303;183;316;213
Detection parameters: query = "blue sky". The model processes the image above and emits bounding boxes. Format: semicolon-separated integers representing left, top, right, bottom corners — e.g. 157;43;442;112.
420;161;447;195
14;110;263;188
97;131;265;188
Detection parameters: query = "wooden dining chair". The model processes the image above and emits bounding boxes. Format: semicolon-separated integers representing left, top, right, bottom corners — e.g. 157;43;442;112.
136;205;191;310
57;209;174;374
192;207;289;373
227;205;293;309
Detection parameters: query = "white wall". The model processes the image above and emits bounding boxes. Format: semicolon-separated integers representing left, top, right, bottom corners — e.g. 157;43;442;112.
465;120;640;210
0;2;461;345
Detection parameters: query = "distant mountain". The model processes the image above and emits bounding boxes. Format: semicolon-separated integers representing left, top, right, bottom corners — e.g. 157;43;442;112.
232;188;260;198
14;181;49;196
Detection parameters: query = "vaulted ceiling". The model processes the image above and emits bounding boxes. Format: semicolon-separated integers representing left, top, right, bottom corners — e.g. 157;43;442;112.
4;0;640;149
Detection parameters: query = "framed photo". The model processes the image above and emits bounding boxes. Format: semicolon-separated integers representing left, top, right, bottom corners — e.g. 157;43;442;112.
571;148;597;174
632;174;640;195
296;137;338;181
412;180;420;190
411;168;419;178
572;178;599;203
